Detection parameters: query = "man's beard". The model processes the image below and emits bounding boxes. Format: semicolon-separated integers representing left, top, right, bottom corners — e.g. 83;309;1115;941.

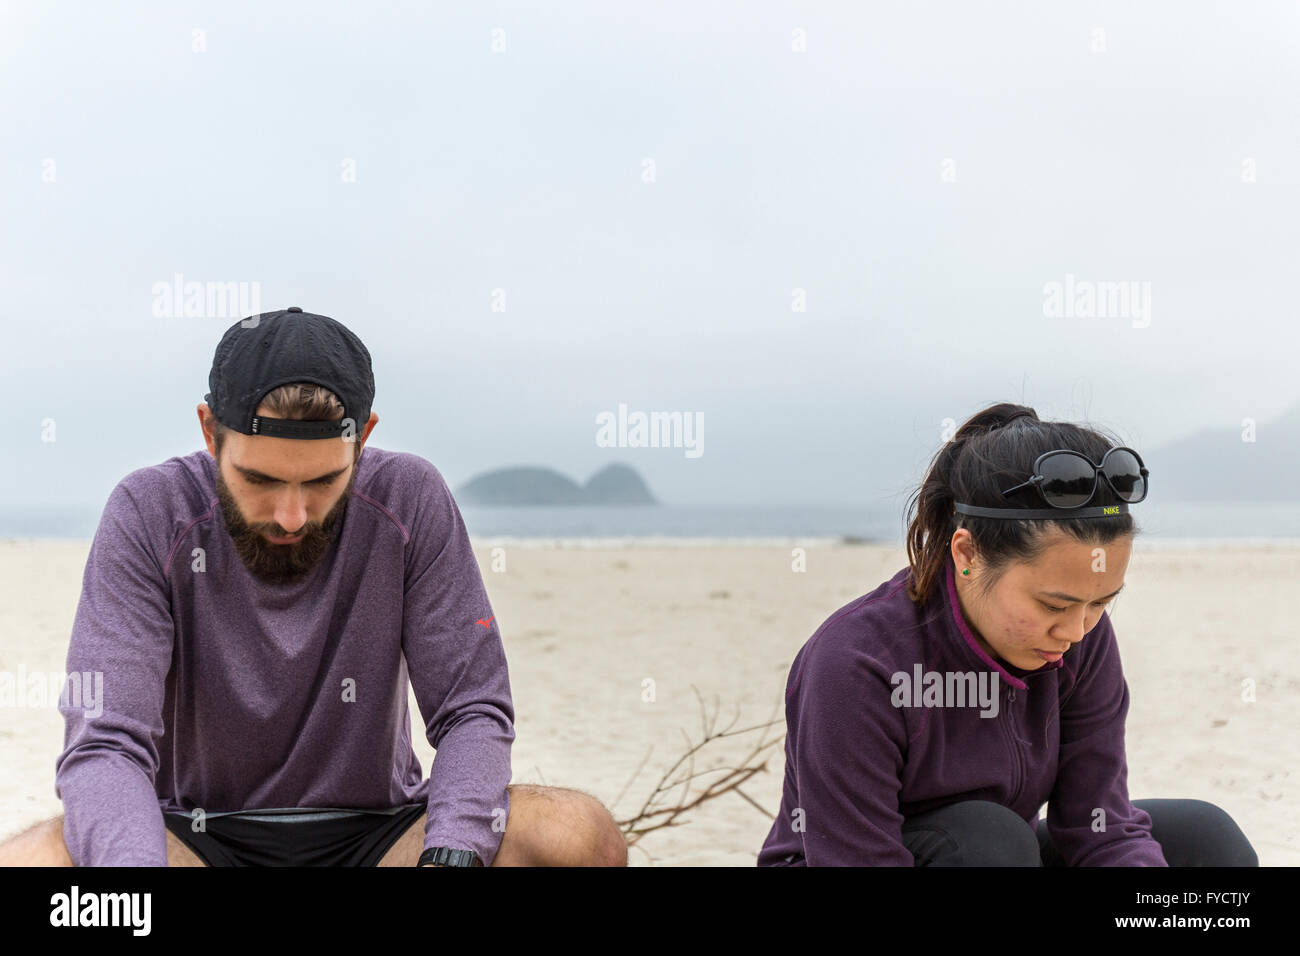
215;460;356;585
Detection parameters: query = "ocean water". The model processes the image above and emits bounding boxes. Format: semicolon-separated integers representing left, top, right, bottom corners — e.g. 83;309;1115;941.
5;499;1298;544
460;499;1300;544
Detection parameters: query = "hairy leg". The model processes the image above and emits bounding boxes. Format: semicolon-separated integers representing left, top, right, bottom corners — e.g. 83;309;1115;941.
0;814;206;866
378;784;627;867
376;813;426;867
493;784;626;866
0;816;72;866
164;825;207;866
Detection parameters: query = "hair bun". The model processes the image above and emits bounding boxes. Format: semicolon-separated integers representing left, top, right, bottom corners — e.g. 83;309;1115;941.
1001;410;1037;427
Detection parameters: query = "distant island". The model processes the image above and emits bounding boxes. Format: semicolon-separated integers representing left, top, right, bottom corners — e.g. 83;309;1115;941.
455;463;659;506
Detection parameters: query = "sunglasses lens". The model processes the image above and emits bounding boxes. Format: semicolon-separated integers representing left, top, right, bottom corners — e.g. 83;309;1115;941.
1102;449;1146;502
1039;453;1098;508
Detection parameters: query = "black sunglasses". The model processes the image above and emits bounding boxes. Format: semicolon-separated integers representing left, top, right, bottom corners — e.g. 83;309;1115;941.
1001;446;1149;510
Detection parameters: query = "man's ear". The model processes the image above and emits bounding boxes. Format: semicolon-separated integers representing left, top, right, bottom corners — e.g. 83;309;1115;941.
198;404;218;458
357;411;379;448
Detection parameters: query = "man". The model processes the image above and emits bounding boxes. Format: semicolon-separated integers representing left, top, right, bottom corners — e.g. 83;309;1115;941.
0;307;626;867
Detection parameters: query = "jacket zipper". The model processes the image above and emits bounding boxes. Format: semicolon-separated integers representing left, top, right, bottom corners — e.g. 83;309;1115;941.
1004;686;1023;805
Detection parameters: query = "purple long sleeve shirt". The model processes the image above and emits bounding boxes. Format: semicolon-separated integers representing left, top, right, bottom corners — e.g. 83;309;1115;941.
758;553;1166;866
55;445;514;866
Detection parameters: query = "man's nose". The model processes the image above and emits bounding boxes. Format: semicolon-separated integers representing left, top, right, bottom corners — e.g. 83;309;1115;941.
272;488;308;534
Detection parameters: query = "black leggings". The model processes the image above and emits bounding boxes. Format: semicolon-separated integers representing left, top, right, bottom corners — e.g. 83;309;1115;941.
902;798;1258;866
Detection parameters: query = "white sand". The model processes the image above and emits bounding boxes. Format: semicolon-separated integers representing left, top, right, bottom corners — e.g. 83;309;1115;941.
1;538;1294;865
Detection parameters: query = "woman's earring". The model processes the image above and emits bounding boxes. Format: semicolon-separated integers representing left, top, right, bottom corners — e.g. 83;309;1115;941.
962;568;970;575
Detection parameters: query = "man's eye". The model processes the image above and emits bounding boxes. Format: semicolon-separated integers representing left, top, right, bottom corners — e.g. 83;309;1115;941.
245;476;335;486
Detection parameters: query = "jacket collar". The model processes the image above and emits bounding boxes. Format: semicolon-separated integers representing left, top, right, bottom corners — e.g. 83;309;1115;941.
939;554;1063;691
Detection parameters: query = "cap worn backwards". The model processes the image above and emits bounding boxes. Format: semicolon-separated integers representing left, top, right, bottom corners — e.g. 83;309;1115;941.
204;307;375;441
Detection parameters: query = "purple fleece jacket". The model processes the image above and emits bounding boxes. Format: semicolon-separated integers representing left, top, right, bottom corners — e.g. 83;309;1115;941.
55;446;514;866
758;553;1166;866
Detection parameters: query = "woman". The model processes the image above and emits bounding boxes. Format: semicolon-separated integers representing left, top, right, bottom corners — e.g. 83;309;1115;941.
757;403;1257;866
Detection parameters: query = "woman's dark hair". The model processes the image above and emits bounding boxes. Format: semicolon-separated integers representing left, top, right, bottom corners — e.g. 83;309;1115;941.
903;402;1140;606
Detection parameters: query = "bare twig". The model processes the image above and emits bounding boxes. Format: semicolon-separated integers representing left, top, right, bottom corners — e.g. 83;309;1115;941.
609;744;654;811
614;686;786;852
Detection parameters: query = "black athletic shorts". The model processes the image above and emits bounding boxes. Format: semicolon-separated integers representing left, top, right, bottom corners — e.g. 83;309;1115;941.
161;804;427;867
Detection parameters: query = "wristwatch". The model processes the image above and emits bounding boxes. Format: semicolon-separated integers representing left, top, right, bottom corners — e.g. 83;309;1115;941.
418;846;482;867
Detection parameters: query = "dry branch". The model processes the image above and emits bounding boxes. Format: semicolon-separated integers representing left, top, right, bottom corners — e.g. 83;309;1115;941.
613;685;786;861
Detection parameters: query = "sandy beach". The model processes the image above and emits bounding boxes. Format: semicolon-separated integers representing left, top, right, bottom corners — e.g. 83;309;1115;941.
1;538;1294;866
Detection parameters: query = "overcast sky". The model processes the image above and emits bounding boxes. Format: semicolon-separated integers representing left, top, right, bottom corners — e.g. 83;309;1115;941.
3;0;1298;513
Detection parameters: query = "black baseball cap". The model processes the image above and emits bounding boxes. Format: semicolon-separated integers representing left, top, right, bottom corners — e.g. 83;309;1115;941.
205;306;375;440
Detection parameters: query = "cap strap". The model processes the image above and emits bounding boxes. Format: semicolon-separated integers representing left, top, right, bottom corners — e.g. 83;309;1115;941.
250;416;354;440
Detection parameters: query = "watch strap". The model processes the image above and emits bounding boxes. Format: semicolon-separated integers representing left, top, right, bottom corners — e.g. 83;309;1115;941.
418;846;482;867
